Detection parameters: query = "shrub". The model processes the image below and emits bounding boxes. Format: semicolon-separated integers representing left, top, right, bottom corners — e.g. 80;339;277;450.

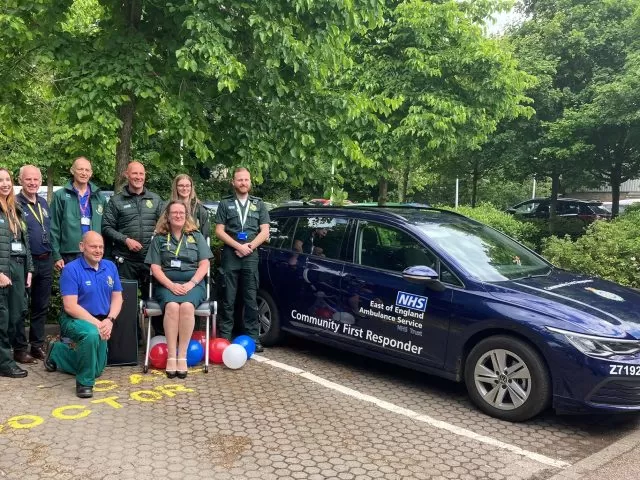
442;203;544;250
542;211;640;288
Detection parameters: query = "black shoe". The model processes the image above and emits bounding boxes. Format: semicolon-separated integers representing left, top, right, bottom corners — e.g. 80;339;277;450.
254;342;264;353
30;345;46;361
14;350;37;364
44;341;57;372
0;366;28;378
176;358;188;379
76;382;93;398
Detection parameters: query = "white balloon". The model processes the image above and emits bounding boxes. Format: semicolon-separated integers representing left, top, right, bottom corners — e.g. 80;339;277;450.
222;344;248;370
149;335;167;349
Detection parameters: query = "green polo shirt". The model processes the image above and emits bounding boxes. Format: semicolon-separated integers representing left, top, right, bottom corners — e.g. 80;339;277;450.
145;231;212;272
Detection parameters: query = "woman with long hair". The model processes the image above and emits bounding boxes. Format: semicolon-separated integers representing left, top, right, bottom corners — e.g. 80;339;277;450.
170;174;210;237
0;168;34;378
145;201;212;378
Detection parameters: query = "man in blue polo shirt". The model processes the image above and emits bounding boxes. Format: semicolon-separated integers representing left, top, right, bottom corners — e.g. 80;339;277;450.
44;231;123;398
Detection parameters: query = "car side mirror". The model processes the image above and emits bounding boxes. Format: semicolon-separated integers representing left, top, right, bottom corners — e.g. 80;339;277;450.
402;266;446;292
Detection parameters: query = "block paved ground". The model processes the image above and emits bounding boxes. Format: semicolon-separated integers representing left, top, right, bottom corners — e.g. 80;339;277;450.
1;337;639;480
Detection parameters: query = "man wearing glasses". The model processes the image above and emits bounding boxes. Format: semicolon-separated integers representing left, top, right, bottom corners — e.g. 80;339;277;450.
50;157;107;270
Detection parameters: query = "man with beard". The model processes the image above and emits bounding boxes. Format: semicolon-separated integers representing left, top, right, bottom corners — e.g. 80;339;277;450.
215;167;270;351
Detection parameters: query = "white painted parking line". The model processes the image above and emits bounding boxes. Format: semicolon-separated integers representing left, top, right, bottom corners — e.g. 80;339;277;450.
253;354;571;469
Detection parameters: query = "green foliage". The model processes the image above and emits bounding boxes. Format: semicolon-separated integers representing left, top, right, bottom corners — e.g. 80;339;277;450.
622;203;640;216
342;0;533;200
442;203;543;249
542;211;640;288
1;0;385;189
494;0;640;215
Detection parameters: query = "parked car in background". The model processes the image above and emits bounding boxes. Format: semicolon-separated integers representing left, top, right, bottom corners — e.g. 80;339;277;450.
256;205;640;421
202;200;220;216
101;190;115;202
602;199;640;215
506;198;611;223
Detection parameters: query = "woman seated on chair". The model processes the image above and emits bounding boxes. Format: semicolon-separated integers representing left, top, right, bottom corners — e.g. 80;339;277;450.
145;201;212;378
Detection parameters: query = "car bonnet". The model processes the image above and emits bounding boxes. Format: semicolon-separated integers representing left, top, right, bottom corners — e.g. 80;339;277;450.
485;270;640;339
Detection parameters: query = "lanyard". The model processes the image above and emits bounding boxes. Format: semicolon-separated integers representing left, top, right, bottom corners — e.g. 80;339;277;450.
234;199;249;231
78;187;91;217
167;233;185;257
27;202;45;227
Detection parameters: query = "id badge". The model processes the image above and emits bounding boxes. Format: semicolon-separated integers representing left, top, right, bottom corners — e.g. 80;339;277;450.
11;242;23;253
237;231;248;241
170;259;182;268
42;231;50;244
81;217;91;226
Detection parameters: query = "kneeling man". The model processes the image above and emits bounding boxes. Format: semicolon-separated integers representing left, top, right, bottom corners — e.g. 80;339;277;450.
44;231;123;398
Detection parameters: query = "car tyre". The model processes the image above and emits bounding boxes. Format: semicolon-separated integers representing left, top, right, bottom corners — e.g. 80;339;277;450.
257;289;281;346
464;335;551;422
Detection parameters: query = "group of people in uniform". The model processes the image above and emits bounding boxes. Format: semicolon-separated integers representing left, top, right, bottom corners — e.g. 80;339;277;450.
0;159;270;398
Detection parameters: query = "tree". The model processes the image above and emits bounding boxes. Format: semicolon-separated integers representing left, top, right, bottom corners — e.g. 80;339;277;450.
342;0;532;204
1;0;385;190
498;0;640;218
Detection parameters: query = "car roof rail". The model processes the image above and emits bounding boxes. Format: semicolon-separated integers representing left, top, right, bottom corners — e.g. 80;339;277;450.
272;204;468;222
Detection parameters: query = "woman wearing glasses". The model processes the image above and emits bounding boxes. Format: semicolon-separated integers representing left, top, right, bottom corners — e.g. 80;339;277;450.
145;201;212;378
170;174;210;237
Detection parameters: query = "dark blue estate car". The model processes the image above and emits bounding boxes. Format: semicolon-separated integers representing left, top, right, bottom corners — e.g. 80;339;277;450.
255;206;640;422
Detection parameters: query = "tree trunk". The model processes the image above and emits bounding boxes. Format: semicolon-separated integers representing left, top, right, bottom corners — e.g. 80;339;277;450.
47;165;54;203
115;97;135;192
400;163;410;203
378;177;388;206
114;0;143;192
471;161;479;208
610;162;622;218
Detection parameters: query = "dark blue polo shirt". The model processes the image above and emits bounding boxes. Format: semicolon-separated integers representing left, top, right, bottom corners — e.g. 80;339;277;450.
60;257;122;316
16;192;52;255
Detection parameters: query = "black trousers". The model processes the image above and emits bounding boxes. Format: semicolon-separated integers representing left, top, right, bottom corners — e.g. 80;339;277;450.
22;255;54;349
62;253;81;265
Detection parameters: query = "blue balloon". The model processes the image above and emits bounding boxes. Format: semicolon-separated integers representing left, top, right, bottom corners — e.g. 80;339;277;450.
186;339;204;366
233;335;256;357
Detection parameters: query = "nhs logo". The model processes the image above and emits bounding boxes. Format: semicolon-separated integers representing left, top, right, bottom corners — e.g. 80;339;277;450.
396;291;428;312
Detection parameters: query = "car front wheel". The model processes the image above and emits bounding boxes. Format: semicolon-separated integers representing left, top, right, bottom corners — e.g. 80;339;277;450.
257;290;281;346
464;335;551;422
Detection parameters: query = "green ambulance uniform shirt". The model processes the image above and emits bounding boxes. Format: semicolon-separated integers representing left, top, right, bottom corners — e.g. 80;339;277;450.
215;195;270;267
145;231;212;272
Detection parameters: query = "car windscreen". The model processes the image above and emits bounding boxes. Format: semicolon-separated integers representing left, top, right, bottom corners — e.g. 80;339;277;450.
415;220;551;281
586;204;610;215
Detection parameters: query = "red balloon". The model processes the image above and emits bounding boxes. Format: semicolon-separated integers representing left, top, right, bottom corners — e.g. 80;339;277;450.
149;343;169;369
209;338;231;364
191;330;207;350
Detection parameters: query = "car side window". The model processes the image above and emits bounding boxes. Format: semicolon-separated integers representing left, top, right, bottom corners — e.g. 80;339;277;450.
560;203;580;215
356;222;438;273
514;201;539;214
292;216;349;260
266;217;296;249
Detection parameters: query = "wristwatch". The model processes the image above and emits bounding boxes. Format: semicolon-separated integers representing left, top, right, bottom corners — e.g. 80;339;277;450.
106;316;115;323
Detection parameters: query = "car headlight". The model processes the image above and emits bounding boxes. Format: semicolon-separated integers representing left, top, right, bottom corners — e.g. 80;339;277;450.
547;327;640;358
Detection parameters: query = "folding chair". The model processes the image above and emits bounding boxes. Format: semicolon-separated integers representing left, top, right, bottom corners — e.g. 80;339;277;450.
141;237;217;373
